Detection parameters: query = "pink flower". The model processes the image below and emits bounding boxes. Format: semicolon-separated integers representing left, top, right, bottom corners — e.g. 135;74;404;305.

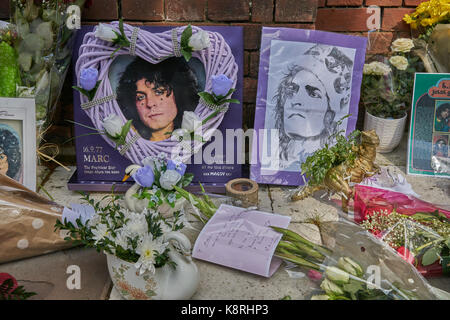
307;269;323;282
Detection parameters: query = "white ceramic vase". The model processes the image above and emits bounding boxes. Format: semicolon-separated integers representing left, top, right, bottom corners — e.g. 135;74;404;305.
106;231;199;300
364;111;407;153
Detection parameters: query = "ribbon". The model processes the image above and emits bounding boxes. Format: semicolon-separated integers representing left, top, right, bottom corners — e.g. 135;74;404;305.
172;28;182;58
119;134;140;156
81;94;117;110
129;27;139;56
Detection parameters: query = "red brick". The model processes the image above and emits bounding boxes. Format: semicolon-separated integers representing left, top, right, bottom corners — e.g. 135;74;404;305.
264;23;315;29
232;24;262;50
243;78;258;103
249;52;260;78
327;0;363;6
365;0;402;6
316;8;380;32
244;51;250;76
208;0;250;21
122;0;164;21
275;0;318;22
251;0;274;22
382;8;415;31
318;0;326;7
0;1;9;19
82;0;118;20
166;0;206;21
404;0;426;6
366;31;394;54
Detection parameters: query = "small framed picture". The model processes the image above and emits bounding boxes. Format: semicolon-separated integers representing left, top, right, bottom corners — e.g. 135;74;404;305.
407;73;450;178
0;98;36;190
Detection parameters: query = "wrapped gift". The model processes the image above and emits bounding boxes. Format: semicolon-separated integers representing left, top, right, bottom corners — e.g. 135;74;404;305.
0;173;73;264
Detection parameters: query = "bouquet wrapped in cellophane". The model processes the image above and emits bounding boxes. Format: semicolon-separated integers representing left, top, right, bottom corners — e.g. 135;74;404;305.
354;185;450;278
9;0;86;141
175;186;448;300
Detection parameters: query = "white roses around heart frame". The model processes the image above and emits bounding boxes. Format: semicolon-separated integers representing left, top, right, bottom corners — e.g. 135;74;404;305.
75;21;239;165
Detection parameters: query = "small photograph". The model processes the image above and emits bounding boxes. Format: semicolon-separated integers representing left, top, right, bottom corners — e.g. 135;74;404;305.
109;55;206;142
0;122;23;183
432;134;448;158
433;102;450;133
0;97;36;191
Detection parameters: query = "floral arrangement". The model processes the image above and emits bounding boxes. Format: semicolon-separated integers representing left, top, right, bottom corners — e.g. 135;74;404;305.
403;0;450;37
171;188;430;299
361;38;424;119
10;0;87;124
361;209;450;274
0;273;36;300
124;154;193;215
55;191;186;275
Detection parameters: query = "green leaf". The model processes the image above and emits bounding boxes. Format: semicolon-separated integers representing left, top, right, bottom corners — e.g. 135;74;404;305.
217;98;240;105
422;247;441;266
198;91;216;105
181;48;192;62
120;120;133;138
180;24;192;49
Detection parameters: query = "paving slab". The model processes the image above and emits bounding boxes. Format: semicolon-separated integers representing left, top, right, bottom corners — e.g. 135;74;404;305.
0;247;111;300
6;137;447;300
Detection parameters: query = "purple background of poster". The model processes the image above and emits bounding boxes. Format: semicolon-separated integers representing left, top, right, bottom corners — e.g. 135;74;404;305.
250;27;367;186
70;25;243;191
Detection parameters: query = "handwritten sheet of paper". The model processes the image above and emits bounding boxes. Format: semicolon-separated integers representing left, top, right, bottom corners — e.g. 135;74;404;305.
192;204;291;277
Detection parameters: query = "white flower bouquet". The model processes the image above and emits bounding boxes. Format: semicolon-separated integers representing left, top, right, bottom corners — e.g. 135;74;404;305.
361;38;424;119
55;192;186;275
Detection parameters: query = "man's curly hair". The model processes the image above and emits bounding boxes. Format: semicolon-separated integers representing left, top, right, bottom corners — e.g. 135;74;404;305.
116;56;200;140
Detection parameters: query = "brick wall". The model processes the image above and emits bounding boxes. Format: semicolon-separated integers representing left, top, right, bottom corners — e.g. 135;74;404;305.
1;0;423;154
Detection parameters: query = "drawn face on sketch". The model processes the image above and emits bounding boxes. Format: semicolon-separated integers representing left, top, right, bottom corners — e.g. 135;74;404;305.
283;69;329;138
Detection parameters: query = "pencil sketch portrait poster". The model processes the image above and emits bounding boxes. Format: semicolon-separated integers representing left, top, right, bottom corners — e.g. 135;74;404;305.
251;27;367;185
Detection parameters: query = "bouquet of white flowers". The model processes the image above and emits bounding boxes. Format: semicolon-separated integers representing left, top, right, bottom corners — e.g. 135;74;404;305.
55;192;186;275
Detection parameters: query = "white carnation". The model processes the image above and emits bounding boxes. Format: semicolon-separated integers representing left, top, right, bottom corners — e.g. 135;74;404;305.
102;114;122;138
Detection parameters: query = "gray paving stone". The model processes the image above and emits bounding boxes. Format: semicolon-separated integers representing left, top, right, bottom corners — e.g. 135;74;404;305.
0;247;111;300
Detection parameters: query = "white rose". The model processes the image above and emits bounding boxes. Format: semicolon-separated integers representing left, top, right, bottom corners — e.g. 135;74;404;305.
391;38;414;53
102;114;122;138
188;30;210;51
389;55;408;71
159;170;182;190
95;23;117;42
364;61;391;76
181;111;201;132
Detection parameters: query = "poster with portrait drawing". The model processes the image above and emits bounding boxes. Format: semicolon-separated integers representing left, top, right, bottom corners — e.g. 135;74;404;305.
251;27;367;185
0;98;36;190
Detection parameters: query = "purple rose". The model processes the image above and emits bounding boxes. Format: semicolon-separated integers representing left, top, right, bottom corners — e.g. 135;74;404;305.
211;74;233;97
166;159;187;176
132;165;155;187
79;67;99;91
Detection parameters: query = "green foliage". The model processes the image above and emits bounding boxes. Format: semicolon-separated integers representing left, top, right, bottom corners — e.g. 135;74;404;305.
0;41;20;97
301;117;361;186
0;279;36;300
72;80;101;101
180;24;193;62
